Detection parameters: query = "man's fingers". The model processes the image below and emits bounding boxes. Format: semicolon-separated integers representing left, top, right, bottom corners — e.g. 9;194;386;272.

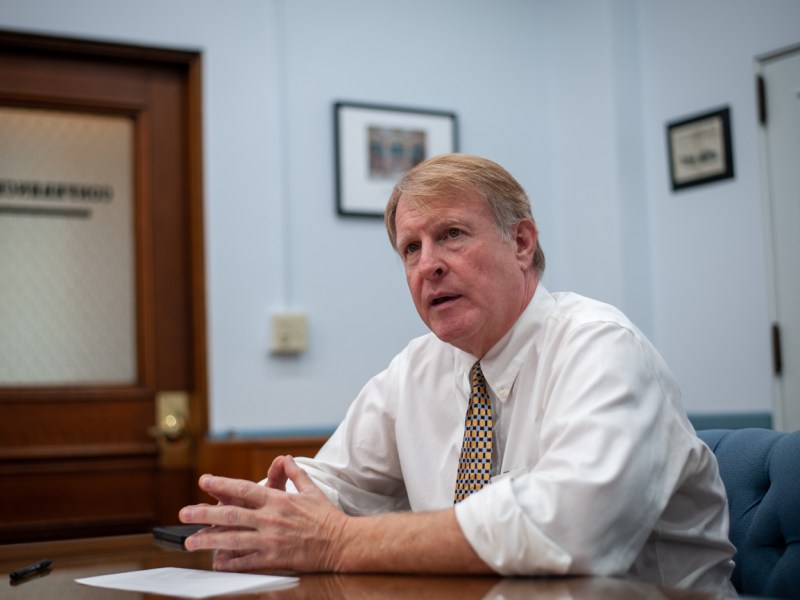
213;548;268;573
180;464;343;572
185;526;257;553
265;456;291;490
198;474;268;508
181;502;256;529
180;475;269;528
214;548;253;562
283;456;319;495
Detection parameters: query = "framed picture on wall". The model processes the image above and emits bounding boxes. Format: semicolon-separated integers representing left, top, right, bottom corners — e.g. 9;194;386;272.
334;101;458;217
666;106;734;191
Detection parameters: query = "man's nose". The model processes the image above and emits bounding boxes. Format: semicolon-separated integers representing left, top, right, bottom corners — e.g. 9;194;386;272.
418;243;447;278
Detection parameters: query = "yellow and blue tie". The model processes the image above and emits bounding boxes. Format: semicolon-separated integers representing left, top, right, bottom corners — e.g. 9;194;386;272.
454;361;493;503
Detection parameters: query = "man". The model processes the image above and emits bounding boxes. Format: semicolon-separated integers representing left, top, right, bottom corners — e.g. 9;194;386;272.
180;154;735;592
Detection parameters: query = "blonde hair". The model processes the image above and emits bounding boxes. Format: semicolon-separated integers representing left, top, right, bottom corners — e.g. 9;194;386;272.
384;153;545;274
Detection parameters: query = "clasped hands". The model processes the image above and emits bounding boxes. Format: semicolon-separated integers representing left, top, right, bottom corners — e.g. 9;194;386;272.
179;455;347;573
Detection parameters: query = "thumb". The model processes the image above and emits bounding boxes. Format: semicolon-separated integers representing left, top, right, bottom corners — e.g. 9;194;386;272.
265;455;290;490
283;455;319;494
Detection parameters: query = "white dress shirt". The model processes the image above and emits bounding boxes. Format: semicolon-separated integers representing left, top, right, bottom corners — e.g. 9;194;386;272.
293;285;736;593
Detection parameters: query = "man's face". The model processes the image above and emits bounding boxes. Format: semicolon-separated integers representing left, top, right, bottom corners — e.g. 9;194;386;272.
394;189;537;357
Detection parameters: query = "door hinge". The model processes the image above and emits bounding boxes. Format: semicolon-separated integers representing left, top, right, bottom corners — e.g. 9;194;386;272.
771;323;782;376
757;74;767;126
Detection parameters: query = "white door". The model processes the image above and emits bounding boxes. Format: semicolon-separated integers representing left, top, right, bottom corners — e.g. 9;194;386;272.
759;45;800;432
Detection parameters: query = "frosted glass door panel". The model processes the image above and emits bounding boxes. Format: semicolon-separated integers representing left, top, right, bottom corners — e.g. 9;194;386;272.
0;107;136;385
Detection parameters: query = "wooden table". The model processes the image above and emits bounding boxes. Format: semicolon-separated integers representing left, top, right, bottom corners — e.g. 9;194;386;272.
0;533;728;599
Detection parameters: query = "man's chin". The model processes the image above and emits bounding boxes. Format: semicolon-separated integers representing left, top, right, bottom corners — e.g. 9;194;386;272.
428;323;478;355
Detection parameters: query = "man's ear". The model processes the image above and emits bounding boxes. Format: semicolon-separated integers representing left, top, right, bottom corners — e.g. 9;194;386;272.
513;219;538;267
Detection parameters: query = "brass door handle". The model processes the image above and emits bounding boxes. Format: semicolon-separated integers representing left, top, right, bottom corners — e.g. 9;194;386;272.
148;412;186;441
148;391;189;441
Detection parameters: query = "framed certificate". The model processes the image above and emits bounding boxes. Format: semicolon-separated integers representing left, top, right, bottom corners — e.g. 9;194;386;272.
667;106;734;191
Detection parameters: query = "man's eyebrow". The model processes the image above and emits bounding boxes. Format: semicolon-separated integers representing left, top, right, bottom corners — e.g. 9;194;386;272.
395;233;414;251
440;218;469;233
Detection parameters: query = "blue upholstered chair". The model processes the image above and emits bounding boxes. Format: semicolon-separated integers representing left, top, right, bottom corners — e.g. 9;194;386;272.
698;428;800;599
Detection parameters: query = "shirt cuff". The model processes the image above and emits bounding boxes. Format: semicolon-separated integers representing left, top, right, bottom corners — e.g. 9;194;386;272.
453;476;572;575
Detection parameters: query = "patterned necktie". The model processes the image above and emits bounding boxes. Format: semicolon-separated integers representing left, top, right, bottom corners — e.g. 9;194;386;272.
454;361;493;503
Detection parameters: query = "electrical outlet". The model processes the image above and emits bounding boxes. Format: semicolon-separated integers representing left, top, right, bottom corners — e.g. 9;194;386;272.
271;312;308;354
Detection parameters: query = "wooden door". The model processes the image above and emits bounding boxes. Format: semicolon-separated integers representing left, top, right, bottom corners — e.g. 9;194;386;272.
0;31;207;543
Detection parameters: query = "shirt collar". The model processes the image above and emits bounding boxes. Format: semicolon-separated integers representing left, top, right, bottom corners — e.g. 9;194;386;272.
453;284;555;403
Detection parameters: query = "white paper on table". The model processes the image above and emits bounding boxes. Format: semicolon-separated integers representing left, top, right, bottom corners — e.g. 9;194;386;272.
75;567;299;598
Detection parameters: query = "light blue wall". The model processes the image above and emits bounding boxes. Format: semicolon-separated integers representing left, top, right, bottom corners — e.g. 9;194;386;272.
270;0;545;435
1;0;797;434
639;0;800;415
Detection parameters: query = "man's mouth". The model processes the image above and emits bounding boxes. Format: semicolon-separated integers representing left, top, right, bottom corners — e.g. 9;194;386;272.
431;295;460;306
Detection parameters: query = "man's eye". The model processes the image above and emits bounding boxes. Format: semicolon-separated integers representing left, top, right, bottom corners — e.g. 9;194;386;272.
406;242;420;255
447;228;462;239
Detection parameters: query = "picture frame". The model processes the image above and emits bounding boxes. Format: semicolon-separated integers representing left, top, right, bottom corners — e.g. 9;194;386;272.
666;106;734;191
334;101;458;217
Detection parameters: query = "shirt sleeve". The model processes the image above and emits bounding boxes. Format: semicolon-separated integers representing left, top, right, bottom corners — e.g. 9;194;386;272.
455;319;702;576
292;362;412;516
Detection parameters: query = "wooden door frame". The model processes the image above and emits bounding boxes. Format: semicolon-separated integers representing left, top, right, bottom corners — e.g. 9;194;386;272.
0;30;208;541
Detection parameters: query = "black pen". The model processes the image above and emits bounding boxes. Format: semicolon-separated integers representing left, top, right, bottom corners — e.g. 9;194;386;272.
9;559;52;580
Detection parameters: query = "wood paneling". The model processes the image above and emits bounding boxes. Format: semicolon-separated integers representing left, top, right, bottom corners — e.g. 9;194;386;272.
0;394;153;451
0;465;156;543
